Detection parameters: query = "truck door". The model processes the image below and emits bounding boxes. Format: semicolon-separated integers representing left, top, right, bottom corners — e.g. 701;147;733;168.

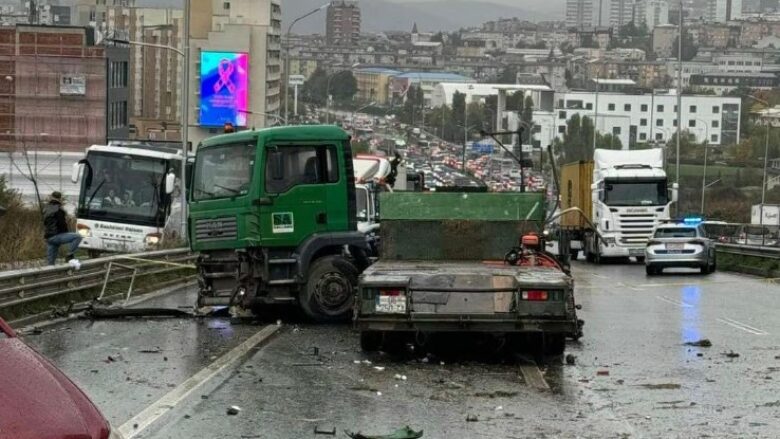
261;143;342;247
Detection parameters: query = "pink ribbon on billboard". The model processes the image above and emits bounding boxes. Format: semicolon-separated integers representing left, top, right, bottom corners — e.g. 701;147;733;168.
213;58;237;94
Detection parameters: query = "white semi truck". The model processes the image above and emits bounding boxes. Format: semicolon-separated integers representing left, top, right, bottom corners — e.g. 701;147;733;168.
559;148;678;262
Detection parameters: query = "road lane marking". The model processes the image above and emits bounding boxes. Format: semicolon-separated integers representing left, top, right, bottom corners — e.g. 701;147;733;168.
118;324;280;438
590;273;608;279
655;295;693;308
717;317;768;335
518;362;550;391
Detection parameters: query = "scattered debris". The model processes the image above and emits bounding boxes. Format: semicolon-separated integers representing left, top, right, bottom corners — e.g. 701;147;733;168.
393;374;407;381
374;366;386;371
362;360;373;365
494;406;503;411
466;414;479;422
684;339;712;348
314;426;337;435
565;354;576;365
696;353;704;357
723;351;740;358
758;400;780;407
596;370;610;376
639;383;681;390
138;348;162;354
183;414;191;419
474;390;518;398
349;384;379;393
226;406;241;415
616;379;624;385
346;426;423;439
376;391;382;396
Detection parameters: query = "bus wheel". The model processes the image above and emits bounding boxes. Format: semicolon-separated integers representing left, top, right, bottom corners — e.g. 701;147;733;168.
300;255;358;323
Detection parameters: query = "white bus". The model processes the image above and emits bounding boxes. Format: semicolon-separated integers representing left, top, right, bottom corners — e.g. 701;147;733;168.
71;142;185;255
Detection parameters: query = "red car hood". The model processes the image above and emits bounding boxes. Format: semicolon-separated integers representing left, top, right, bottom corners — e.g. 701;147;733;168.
0;337;109;439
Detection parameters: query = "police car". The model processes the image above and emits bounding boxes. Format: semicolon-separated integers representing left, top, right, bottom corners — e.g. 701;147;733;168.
645;218;717;275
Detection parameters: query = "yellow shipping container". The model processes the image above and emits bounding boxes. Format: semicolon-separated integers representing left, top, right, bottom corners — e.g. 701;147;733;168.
559;161;593;230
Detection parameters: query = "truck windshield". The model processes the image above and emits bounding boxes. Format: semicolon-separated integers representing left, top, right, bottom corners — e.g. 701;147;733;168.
77;152;169;226
356;187;369;221
603;179;668;206
192;142;256;201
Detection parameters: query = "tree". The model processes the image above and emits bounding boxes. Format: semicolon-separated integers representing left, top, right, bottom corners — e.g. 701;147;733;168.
560;41;575;54
498;65;517;84
451;91;466;130
521;95;534;132
555;114;595;162
301;67;328;105
329;71;357;101
672;31;698;61
564;69;574;89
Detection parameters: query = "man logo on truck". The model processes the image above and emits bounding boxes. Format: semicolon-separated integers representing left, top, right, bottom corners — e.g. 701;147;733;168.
272;212;294;233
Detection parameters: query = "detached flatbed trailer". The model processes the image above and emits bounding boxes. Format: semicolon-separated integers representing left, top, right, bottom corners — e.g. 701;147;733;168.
354;192;581;355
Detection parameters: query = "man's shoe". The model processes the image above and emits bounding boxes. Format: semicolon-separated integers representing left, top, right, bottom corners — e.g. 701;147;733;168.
67;259;81;270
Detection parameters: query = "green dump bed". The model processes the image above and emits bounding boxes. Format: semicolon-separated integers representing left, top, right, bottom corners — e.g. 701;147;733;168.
379;192;546;261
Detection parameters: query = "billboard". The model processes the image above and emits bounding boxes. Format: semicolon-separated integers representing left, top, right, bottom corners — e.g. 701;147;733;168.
199;51;249;127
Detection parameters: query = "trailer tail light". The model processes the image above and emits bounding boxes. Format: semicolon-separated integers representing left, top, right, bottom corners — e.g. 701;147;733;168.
379;289;404;296
521;234;540;248
521;290;548;301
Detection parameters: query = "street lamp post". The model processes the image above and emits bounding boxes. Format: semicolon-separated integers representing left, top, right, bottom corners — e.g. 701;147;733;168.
285;3;330;124
675;0;683;216
746;95;773;228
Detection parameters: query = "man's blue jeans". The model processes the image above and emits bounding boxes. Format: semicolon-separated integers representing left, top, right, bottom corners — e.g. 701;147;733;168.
46;233;82;265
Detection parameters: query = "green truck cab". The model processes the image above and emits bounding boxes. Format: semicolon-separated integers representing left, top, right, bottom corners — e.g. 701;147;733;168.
189;125;370;321
354;192;581;355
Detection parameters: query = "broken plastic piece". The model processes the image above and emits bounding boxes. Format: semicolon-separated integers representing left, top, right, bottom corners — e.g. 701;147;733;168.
345;426;423;439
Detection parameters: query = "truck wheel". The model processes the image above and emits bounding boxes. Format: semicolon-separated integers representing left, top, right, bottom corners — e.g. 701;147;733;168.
360;331;382;352
300;255;358;322
570;250;579;260
646;265;656;276
543;334;566;356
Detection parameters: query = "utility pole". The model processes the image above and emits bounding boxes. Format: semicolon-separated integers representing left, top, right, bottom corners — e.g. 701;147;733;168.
181;0;191;239
675;0;683;215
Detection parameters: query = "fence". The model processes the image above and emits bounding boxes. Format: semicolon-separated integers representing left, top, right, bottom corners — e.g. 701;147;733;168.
703;222;780;248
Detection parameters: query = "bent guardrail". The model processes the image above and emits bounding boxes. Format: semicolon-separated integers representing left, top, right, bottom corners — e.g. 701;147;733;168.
0;248;196;323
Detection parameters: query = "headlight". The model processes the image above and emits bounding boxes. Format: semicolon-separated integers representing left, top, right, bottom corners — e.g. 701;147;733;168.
77;224;91;237
144;233;161;245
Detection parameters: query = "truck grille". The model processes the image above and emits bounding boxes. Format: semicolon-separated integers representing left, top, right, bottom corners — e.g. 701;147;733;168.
617;213;656;245
195;217;238;242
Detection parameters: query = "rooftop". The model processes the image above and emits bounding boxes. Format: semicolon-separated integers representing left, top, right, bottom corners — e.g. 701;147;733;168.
394;72;474;82
354;67;403;75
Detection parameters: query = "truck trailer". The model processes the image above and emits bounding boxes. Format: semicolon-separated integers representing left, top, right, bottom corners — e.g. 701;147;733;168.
559;149;678;262
354;191;581;356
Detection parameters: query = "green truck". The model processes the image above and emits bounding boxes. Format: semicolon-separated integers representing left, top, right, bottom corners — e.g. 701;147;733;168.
188;125;371;321
354;191;581;355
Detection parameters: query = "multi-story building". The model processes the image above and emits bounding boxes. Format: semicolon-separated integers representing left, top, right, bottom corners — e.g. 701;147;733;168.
0;24;129;153
388;72;475;107
609;0;635;29
566;0;595;29
326;0;360;47
690;72;778;94
698;23;741;48
635;0;670;29
353;68;400;103
555;91;741;146
652;24;677;58
706;0;743;22
288;57;319;81
187;0;282;145
72;1;184;138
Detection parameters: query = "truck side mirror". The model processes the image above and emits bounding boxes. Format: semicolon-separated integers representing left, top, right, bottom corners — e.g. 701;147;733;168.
590;183;598;190
71;162;83;184
670;183;679;203
165;172;176;195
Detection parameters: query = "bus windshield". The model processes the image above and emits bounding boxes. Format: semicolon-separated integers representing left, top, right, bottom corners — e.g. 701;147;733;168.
78;152;170;226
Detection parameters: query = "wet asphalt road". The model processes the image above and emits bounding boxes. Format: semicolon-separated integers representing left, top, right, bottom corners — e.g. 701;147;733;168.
19;262;780;438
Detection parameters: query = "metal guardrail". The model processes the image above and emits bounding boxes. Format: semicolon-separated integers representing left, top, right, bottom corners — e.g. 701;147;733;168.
0;248;196;312
715;243;780;259
704;223;780;248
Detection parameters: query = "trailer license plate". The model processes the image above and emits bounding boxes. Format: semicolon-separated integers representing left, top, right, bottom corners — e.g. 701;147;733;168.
376;295;406;313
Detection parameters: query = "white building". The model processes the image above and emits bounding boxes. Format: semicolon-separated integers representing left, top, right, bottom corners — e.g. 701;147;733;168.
554;90;742;146
706;0;743;22
430;83;553;108
566;0;595;28
609;0;635;28
635;0;670;29
187;0;282;146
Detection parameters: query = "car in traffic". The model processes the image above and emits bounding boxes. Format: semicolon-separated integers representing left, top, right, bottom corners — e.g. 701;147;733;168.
645;220;717;275
0;317;122;439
